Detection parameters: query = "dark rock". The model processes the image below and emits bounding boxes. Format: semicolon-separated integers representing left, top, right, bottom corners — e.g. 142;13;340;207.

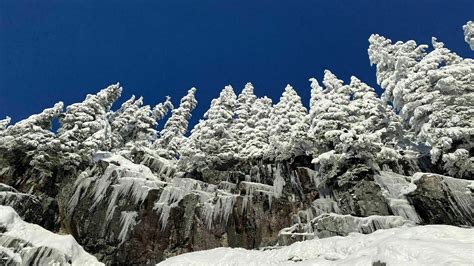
406;173;473;226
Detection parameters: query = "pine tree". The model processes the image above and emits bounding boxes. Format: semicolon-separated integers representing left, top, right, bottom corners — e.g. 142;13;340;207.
155;88;197;159
309;71;351;155
127;96;173;148
0;116;11;135
463;21;474;50
179;86;237;170
0;102;64;176
58;83;122;161
369;35;474;178
110;95;143;149
267;85;309;160
240;96;272;159
232;83;257;159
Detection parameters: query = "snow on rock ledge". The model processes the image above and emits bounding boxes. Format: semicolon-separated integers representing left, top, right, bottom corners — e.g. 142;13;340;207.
159;225;474;265
0;206;102;265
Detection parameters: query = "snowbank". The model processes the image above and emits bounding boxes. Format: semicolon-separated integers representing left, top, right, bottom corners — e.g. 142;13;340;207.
0;206;102;265
158;225;474;265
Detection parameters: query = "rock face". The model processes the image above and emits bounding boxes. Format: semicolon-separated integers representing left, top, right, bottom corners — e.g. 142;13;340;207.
405;173;473;226
1;151;473;265
0;184;59;231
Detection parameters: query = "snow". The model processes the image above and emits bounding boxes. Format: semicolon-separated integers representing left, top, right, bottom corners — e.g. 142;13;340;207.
463;21;474;50
0;206;102;266
159;225;474;266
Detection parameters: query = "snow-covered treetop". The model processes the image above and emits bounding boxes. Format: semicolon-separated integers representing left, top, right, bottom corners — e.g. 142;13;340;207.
10;102;63;131
0;116;11;131
463;21;474;50
156;87;197;159
368;32;474;178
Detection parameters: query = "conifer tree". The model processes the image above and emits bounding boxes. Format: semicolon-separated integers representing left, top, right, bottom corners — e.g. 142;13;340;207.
369;35;474;178
463;21;474;50
179;86;237;170
155;88;197;159
268;85;309;160
240;96;272;159
58;83;122;160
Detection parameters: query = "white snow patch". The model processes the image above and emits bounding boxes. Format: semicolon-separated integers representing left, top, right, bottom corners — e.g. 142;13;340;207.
0;206;102;266
159;225;474;265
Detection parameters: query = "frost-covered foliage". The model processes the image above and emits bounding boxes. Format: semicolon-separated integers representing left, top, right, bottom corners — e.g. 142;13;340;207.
463;21;474;50
268;85;309;160
308;71;403;179
369;34;474;178
179;86;237;170
232;83;258;159
0;116;10;134
58;83;122;161
0;102;64;176
155;88;197;159
119;96;173;150
240;96;273;159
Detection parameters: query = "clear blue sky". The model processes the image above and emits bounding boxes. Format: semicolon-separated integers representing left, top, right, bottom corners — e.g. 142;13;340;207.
1;0;473;129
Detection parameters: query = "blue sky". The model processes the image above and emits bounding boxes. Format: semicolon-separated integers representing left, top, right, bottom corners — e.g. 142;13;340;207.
1;0;473;129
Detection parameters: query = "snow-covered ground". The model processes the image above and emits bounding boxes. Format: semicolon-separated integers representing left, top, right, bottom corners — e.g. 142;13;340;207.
159;225;474;266
0;206;102;266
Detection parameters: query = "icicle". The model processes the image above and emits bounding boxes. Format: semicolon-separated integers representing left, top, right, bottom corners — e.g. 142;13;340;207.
118;211;138;245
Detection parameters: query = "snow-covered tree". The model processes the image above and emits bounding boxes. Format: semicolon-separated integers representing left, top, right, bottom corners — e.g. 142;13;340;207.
179;86;237;170
308;71;351;154
127;97;173;148
463;21;474;50
110;95;143;149
232;83;257;159
267;85;309;160
0;102;64;176
58;83;122;161
369;35;474;178
0;116;11;136
240;96;272;159
155;88;197;159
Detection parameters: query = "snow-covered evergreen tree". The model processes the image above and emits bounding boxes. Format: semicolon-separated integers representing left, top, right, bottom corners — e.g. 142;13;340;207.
267;85;309;160
0;116;11;136
463;21;474;50
127;97;173;148
179;86;237;170
232;83;257;159
110;95;143;149
369;35;474;178
240;96;272;159
0;102;64;176
309;71;351;155
58;83;122;161
155;88;197;159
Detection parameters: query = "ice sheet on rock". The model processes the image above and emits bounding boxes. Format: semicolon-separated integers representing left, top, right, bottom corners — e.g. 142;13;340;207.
201;194;238;229
375;171;421;223
273;165;286;198
68;153;166;232
0;206;102;266
159;225;474;266
154;177;216;229
312;196;340;216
